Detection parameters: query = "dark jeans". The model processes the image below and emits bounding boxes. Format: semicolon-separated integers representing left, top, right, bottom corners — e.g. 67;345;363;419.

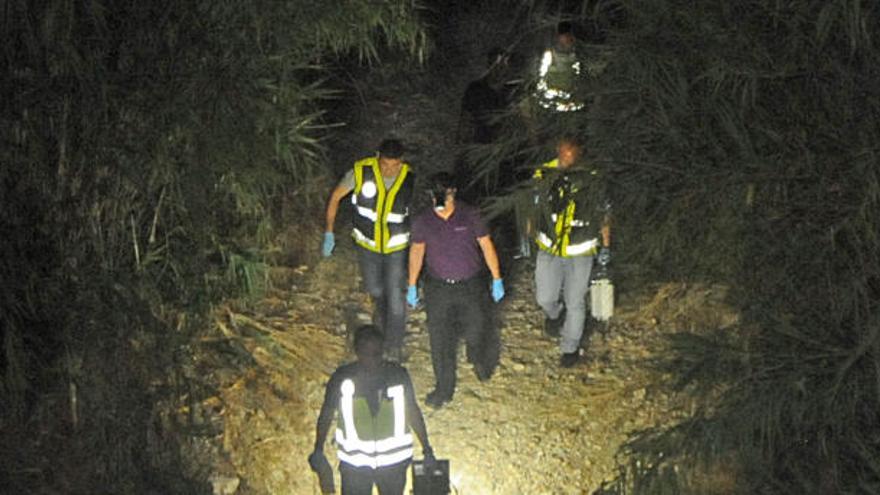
358;248;407;351
339;461;408;495
424;276;498;400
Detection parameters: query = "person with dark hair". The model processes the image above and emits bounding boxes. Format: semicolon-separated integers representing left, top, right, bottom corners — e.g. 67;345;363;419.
532;137;611;367
323;139;415;361
455;47;521;203
458;47;511;145
309;324;434;494
406;172;505;408
534;21;584;113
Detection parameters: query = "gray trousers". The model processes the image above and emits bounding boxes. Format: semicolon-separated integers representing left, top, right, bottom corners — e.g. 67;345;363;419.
535;250;593;354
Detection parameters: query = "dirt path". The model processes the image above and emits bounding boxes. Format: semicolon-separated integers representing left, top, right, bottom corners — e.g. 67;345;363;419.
181;6;741;493
190;234;737;494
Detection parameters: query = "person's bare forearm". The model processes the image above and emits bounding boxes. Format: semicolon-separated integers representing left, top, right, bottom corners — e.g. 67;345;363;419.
408;403;431;452
478;236;502;279
601;214;611;247
325;185;349;233
408;242;426;285
313;403;333;452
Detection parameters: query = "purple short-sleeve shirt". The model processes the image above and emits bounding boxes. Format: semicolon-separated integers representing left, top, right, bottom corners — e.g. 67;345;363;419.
411;201;489;281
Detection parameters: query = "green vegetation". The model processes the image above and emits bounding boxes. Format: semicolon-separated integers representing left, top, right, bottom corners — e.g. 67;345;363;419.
1;1;425;491
481;0;880;492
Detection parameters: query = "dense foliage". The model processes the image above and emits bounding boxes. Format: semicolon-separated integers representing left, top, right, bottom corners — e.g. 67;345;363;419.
0;0;425;491
565;0;879;492
473;0;878;492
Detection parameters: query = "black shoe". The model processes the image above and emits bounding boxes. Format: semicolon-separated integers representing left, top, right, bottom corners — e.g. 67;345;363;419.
559;351;579;368
425;390;451;408
543;309;566;337
474;365;492;382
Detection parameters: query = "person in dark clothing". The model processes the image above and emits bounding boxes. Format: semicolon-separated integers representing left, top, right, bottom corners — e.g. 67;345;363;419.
406;173;505;408
458;47;511;145
455;47;517;203
310;325;434;495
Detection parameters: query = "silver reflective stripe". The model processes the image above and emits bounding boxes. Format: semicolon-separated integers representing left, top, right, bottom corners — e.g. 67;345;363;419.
538;50;552;78
335;380;413;467
569;219;587;227
338;447;415;469
543;87;573;100
352;228;376;247
334;428;413;456
540;100;583;112
537;231;553;248
385;211;406;223
565;238;598;256
386;233;410;248
355;205;378;222
557;101;584;112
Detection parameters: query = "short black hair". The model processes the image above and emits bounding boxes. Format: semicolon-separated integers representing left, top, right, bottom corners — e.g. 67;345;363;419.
557;21;574;36
353;324;384;352
558;134;584;148
429;171;457;192
378;139;405;159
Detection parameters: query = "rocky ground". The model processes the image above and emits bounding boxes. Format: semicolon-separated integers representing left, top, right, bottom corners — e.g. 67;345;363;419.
173;5;741;494
184;237;738;494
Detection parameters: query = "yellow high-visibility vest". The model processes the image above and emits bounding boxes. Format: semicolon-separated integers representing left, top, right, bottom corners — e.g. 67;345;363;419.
534;159;598;257
350;157;414;254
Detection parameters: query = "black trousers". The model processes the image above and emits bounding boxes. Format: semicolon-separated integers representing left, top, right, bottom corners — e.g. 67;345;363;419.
339;461;408;495
424;276;498;400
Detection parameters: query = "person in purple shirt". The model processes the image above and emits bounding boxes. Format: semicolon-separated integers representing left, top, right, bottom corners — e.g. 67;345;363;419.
406;172;505;408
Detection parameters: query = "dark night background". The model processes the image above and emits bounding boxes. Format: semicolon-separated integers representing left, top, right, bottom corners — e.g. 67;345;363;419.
2;0;879;493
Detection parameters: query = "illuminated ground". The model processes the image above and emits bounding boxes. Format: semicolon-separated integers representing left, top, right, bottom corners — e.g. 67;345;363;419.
179;7;738;491
186;237;736;494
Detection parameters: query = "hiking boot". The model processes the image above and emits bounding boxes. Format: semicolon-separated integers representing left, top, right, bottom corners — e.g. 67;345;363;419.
543;309;566;337
559;351;579;368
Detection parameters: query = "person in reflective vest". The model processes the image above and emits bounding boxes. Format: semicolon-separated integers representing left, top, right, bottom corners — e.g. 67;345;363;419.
535;21;584;113
532;136;610;368
323;139;416;360
310;325;434;494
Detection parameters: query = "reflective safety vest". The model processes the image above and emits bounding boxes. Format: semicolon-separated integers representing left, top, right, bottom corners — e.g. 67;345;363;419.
350;157;414;254
534;159;598;257
335;378;414;469
536;48;584;112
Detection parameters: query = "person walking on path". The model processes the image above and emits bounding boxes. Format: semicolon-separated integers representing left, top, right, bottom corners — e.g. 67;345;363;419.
406;172;505;408
532;136;611;368
534;21;585;114
323;139;415;360
309;325;435;495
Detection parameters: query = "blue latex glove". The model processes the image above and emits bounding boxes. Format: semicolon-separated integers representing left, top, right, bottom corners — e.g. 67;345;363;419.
491;278;505;302
596;246;611;267
406;285;419;308
321;232;335;257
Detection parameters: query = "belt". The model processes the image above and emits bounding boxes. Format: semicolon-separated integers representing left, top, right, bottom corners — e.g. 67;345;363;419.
430;275;476;285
